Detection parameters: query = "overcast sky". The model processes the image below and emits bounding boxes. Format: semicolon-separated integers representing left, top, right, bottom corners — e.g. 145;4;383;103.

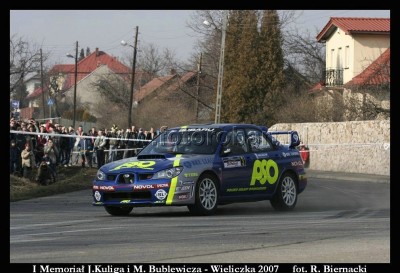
10;10;390;67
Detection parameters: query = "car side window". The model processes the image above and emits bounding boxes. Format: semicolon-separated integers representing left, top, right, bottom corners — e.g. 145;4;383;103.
223;129;248;155
246;129;273;153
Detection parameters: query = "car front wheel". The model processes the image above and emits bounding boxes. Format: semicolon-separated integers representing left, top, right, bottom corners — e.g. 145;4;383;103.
105;206;133;216
188;174;218;216
270;173;298;211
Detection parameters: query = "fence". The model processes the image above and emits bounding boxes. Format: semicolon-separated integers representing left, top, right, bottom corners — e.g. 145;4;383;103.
11;120;390;176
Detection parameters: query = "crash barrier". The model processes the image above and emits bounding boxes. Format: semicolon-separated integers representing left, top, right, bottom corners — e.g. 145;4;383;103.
11;119;390;176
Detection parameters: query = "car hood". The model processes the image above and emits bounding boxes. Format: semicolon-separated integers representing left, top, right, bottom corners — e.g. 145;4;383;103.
100;154;215;173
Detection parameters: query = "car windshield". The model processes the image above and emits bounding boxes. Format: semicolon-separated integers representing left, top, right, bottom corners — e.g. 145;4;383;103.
139;128;223;155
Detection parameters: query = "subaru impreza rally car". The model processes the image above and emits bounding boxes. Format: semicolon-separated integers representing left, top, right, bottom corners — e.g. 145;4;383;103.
92;123;307;216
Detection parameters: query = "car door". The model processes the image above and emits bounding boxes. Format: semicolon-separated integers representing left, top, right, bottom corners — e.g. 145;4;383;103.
245;128;281;196
219;128;255;196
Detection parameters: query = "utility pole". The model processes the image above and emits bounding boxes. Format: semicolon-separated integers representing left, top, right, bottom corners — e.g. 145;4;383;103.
72;41;78;129
40;48;46;119
195;53;202;123
128;26;139;128
214;10;228;124
66;42;79;128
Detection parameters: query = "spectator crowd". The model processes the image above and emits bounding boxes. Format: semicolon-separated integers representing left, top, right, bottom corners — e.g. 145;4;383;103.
10;117;162;182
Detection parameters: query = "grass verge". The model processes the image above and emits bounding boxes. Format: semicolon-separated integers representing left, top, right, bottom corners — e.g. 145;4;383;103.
10;166;97;202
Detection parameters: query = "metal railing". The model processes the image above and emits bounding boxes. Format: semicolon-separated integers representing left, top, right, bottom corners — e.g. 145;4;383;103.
323;68;343;87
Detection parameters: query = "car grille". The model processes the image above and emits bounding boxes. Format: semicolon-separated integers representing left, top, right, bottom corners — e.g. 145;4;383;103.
118;173;135;184
103;191;151;201
106;174;117;181
105;173;153;183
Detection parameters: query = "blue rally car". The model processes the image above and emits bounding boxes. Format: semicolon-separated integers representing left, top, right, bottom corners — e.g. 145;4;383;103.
92;123;307;216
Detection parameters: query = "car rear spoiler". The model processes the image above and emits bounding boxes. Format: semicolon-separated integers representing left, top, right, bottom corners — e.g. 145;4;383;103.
267;131;301;149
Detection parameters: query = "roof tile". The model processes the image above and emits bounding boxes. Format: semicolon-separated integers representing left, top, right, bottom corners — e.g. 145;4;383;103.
28;49;132;98
317;17;390;42
345;48;390;86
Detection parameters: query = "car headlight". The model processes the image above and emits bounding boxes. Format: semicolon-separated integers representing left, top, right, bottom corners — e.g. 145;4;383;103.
152;167;183;179
96;170;106;181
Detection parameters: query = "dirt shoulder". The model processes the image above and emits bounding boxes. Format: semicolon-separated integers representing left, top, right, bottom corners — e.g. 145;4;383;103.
10;165;97;202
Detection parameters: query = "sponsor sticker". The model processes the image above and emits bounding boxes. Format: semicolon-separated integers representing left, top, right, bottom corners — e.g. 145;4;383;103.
155;189;168;200
223;157;246;168
178;193;190;200
134;184;155;190
110;161;156;171
250;159;279;186
94;191;101;201
99;185;115;191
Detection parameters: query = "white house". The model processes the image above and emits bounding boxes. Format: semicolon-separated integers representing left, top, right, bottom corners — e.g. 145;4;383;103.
316;17;390;86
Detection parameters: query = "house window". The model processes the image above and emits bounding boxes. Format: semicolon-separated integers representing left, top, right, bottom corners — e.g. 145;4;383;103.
330;49;335;69
337;47;342;69
344;46;349;69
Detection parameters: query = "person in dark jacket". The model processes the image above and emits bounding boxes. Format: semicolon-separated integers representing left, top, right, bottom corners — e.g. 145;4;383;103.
10;139;21;175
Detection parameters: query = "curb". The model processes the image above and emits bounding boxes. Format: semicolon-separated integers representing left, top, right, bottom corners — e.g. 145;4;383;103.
305;169;390;183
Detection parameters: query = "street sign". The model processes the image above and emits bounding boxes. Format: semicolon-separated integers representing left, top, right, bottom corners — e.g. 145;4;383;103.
47;98;54;105
11;100;19;109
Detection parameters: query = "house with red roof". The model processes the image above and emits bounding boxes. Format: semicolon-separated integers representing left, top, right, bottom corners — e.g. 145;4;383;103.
24;48;149;120
308;17;390;120
315;17;390;88
132;69;212;128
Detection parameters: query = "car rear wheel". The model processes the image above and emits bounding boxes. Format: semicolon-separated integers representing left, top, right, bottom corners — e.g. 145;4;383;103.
188;174;218;216
270;173;297;211
105;206;133;216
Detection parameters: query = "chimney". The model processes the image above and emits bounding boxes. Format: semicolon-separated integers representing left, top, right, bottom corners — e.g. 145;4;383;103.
170;68;176;75
95;48;99;57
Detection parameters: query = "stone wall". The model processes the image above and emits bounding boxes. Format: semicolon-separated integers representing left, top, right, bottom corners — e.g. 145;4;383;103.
269;120;390;176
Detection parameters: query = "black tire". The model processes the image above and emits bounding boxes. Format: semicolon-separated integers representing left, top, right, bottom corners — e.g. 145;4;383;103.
105;206;133;216
270;172;298;211
188;174;219;216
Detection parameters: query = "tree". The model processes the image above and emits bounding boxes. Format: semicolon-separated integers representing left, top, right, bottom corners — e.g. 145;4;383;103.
10;34;45;94
284;29;325;86
79;48;85;61
222;10;260;123
135;42;188;78
187;10;227;120
86;47;91;57
257;10;285;125
220;10;285;125
187;10;287;125
46;70;65;118
93;72;130;107
11;82;29;109
90;71;131;128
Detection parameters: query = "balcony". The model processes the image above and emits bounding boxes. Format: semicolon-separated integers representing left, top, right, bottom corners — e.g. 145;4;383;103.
323;68;343;87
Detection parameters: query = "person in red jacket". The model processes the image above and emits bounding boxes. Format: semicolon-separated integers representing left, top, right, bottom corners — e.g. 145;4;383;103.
299;144;310;167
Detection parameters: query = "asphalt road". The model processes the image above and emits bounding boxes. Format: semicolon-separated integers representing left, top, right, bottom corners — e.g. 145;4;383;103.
10;175;390;264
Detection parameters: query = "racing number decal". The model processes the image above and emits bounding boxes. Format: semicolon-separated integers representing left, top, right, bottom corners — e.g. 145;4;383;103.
110;161;156;171
250;159;279;186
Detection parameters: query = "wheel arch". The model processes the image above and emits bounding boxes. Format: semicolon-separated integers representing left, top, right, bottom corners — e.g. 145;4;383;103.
275;169;299;192
197;170;221;191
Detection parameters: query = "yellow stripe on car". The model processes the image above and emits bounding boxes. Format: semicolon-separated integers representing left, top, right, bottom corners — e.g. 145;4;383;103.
166;154;182;205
